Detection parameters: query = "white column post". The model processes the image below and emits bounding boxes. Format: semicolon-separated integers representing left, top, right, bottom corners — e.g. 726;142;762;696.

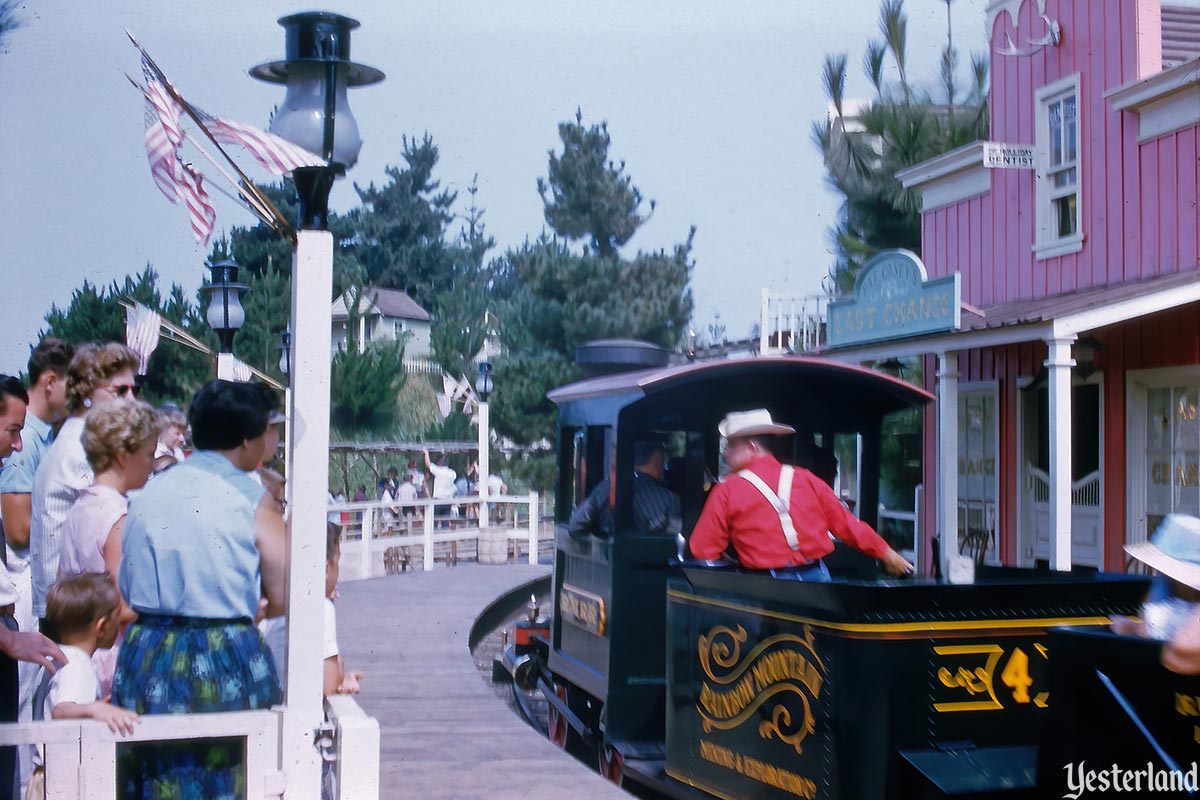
216;351;236;381
478;400;490;528
360;505;374;580
281;228;333;797
527;491;539;565
1046;335;1076;571
759;288;770;355
937;352;959;579
423;501;435;571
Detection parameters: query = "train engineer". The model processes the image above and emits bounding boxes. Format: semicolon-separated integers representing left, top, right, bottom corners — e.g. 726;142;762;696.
688;408;914;580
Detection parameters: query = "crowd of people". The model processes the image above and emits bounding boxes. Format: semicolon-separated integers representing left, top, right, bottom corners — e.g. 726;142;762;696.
0;337;359;800
372;450;506;531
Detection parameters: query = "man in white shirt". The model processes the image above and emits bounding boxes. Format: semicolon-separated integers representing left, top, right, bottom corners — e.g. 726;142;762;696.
423;449;457;528
0;375;65;799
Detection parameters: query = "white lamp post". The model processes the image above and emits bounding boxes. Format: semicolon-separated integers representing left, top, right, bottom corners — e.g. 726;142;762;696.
201;259;248;380
475;361;494;527
252;12;383;798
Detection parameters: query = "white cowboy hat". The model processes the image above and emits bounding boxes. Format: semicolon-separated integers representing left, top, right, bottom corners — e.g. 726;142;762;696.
717;409;796;439
1126;514;1200;591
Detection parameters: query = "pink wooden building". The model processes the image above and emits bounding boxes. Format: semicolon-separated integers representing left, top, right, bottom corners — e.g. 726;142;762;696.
829;0;1200;576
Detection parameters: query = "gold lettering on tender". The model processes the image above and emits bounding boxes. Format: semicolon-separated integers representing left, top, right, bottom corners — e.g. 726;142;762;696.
1177;693;1200;717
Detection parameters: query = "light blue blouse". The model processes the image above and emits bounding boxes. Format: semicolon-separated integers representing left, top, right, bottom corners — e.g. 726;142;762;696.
120;450;265;620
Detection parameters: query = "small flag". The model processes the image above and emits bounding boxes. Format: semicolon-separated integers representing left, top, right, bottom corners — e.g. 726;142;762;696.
178;162;216;246
142;57;183;148
124;304;162;375
231;358;254;383
191;105;323;176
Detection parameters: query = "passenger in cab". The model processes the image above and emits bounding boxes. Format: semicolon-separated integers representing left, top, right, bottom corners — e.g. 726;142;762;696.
569;439;681;538
689;409;914;580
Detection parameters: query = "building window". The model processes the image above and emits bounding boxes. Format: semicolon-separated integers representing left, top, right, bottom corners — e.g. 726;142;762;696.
1034;74;1083;259
393;319;405;339
959;388;999;565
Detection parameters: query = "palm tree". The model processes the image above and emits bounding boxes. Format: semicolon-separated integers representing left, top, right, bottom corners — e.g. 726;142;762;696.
812;0;988;296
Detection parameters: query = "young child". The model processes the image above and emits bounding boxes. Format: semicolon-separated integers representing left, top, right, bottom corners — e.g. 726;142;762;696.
28;573;139;796
324;523;362;697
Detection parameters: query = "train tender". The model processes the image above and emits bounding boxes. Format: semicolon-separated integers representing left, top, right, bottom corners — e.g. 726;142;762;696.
505;346;1186;799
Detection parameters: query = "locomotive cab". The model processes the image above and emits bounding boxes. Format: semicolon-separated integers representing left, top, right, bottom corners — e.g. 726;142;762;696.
542;356;932;775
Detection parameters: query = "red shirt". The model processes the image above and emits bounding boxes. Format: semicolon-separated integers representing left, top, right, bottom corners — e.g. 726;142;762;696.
689;454;891;569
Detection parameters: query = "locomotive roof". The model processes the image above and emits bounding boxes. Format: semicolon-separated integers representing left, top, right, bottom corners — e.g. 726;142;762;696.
547;355;932;418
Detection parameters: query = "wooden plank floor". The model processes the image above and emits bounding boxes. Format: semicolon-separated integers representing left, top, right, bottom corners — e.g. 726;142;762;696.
336;564;631;799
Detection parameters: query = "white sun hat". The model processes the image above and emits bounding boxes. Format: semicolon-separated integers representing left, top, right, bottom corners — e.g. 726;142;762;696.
717;409;796;439
1126;514;1200;591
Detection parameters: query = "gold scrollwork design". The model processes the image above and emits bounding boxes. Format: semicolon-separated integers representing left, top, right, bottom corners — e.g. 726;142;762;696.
701;683;812;743
699;625;748;682
699;624;825;686
757;694;816;755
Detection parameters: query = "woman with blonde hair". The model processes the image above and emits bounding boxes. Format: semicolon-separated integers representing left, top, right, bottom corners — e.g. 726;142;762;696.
56;398;160;695
29;343;138;631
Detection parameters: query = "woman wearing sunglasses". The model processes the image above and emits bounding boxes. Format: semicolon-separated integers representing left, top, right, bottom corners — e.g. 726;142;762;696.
29;343;139;635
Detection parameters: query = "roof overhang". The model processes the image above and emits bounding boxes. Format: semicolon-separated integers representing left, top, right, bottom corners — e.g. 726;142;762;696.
818;271;1200;362
1106;58;1200;142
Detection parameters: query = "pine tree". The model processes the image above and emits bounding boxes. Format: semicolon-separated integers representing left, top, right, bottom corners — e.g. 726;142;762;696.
351;134;458;309
491;113;693;464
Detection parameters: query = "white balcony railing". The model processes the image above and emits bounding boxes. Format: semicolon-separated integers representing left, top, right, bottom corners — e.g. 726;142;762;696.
759;290;830;356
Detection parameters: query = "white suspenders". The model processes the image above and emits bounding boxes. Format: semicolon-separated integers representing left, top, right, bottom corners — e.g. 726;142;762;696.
736;465;800;550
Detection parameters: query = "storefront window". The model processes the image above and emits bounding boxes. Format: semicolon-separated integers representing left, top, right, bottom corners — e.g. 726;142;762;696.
1146;385;1200;537
958;390;998;564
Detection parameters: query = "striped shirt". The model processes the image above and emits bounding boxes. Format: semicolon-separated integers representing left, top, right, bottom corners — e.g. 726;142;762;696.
568;472;682;536
30;415;91;618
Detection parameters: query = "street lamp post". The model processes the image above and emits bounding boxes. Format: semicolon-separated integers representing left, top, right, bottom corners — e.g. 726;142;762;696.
201;259;248;380
252;12;383;798
475;361;494;527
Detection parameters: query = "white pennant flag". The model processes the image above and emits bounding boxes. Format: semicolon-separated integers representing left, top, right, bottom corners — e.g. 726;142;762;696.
124;304;162;375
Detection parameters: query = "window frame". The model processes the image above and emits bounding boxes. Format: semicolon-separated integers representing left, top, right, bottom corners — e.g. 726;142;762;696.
1033;73;1084;259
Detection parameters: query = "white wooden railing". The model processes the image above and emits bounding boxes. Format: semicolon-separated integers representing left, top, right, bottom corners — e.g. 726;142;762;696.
1027;467;1102;506
0;710;283;799
328;494;546;579
0;695;381;799
759;290;830;356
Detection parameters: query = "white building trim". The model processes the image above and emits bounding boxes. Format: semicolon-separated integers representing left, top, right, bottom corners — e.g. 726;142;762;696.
1107;59;1200;142
896;141;991;212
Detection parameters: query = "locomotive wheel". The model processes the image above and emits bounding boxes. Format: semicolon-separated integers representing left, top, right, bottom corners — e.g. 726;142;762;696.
598;743;623;786
547;683;570;749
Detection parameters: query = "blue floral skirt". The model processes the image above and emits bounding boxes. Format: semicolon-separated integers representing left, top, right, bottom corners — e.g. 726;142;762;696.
112;615;281;800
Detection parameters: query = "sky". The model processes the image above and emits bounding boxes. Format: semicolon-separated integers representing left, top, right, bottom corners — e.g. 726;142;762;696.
0;0;989;372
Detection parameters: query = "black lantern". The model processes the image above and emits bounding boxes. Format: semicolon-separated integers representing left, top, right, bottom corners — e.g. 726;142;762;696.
201;260;249;353
251;12;384;230
475;361;494;403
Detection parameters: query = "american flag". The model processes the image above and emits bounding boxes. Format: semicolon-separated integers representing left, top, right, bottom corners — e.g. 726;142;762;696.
178;161;216;246
140;60;215;246
191;105;324;176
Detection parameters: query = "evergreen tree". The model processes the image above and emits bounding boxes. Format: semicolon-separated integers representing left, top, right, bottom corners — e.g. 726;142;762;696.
40;266;211;404
352;134;458;308
537;110;653;258
491;113;694;469
330;339;407;430
430;178;493;379
812;0;987;295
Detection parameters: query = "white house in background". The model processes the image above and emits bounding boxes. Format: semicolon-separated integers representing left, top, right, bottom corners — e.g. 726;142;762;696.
330;286;433;359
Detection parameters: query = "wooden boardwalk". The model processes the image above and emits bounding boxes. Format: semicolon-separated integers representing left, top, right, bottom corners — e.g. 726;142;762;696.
336;564;631;799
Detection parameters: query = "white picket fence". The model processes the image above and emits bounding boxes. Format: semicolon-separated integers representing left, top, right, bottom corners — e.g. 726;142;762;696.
328;494;547;579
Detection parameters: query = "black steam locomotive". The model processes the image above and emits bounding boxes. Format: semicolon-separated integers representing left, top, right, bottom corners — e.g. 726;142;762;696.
497;343;1194;799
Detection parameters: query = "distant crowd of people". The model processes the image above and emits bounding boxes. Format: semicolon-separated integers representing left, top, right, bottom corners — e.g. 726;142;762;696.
0;338;359;799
